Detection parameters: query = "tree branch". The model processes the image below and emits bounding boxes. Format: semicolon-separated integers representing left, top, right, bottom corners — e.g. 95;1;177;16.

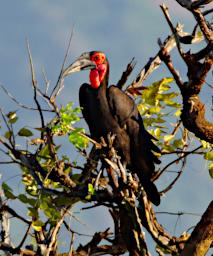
180;201;213;256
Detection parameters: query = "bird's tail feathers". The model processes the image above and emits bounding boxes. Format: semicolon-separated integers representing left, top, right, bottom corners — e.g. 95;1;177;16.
138;173;160;206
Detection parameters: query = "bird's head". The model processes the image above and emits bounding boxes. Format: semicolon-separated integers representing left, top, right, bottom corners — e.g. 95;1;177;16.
63;51;108;89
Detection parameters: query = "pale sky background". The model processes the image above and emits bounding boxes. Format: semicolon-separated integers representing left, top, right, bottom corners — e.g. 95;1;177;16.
0;1;212;255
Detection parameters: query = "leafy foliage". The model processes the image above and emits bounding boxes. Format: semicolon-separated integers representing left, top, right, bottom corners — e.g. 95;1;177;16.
51;102;88;149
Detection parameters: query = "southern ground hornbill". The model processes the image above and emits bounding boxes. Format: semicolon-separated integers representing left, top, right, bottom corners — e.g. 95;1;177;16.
63;51;161;206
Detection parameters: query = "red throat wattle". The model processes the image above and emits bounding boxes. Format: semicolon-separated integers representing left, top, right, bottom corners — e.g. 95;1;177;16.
89;52;107;88
89;64;107;88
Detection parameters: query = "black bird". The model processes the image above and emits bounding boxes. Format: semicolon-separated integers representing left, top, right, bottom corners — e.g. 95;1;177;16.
63;51;161;205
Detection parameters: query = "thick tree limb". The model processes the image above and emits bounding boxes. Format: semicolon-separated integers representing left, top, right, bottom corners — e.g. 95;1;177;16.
180;201;213;256
160;4;213;143
0;196;11;256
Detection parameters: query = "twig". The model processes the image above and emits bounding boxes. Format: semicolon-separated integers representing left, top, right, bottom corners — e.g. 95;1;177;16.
0;84;52;112
160;4;185;60
153;145;202;181
127;26;203;91
16;224;31;250
46;209;68;256
0;109;15;147
69;125;102;148
159;44;184;90
0;205;31;224
160;157;186;194
51;27;74;99
156;211;201;217
63;221;93;237
26;39;45;149
69;232;75;256
41;67;50;95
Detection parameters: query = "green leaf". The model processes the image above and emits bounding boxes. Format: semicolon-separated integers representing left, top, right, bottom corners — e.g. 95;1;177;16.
174;109;181;117
4;131;12;139
164;100;181;108
7;111;18;124
18;194;29;203
157;92;179;102
148;106;161;114
39;144;50;157
9;117;18;124
32;220;44;232
53;197;73;207
18;127;33;137
2;183;16;199
204;152;213;161
69;128;88;149
6;111;17;120
88;183;95;195
28;207;38;218
164;134;175;143
18;194;36;206
200;140;211;149
173;139;184;148
154;128;161;138
162;144;176;153
209;162;213;179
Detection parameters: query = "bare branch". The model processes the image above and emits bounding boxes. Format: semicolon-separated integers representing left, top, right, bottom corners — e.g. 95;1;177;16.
0;84;52;112
117;58;136;89
51;27;74;100
160;4;185;58
191;7;213;42
153;145;202;181
127;26;203;92
0;205;31;225
0;196;11;256
26;39;45;147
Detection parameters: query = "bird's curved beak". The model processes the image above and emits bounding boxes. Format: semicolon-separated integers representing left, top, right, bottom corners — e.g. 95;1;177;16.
62;55;96;77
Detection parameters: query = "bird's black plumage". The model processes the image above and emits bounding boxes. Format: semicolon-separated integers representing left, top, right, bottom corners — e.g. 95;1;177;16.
64;51;161;205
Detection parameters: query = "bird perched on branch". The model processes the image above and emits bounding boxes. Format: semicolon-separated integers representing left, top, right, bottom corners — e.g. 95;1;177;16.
63;51;161;205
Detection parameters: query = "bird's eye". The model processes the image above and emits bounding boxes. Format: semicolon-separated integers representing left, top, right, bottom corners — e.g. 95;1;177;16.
91;53;105;64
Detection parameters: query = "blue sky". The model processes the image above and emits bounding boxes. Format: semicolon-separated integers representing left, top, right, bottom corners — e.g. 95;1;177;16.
0;1;212;255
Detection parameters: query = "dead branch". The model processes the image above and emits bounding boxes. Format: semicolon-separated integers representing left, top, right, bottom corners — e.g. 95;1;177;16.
127;24;203;92
51;27;74;100
116;57;136;89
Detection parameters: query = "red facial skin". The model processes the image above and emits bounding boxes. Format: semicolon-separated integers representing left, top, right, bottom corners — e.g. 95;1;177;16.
89;52;107;89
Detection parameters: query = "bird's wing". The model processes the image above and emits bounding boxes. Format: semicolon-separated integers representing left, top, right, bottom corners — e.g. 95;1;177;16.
107;85;161;206
107;85;160;159
107;85;138;127
79;83;98;137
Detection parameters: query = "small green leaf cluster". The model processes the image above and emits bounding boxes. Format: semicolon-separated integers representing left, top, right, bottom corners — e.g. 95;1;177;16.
138;77;183;153
202;141;213;179
51;102;88;149
138;77;181;128
51;102;81;135
3;110;34;140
